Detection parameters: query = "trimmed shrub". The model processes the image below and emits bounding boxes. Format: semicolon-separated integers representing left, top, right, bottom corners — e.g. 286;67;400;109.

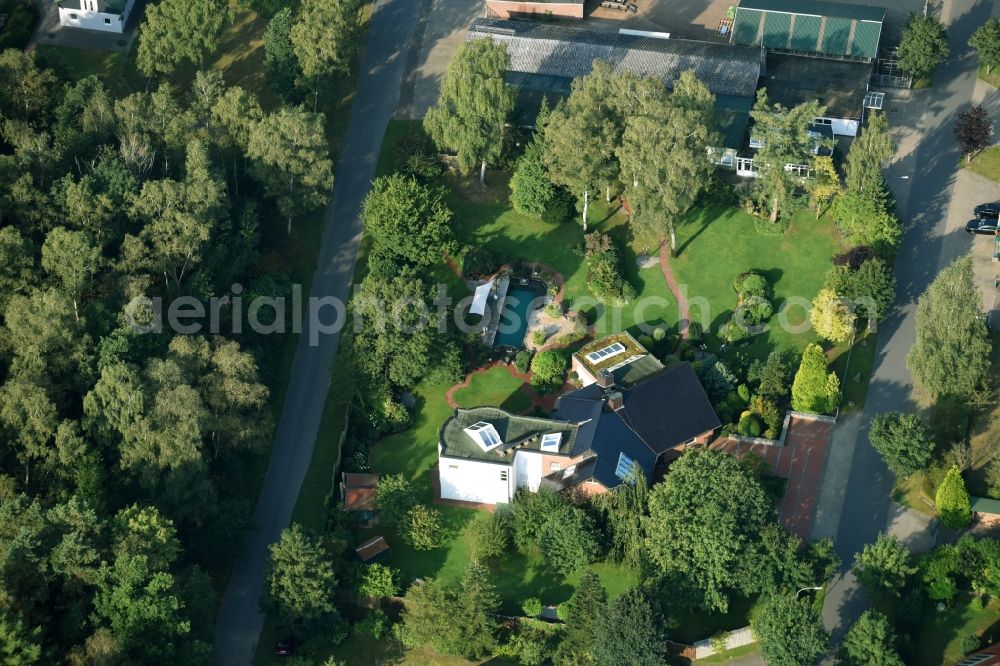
792;344;840;414
738;413;762;437
936;466;971;529
521;597;542;618
734;272;769;299
652;327;666;342
531;351;567;390
513;350;533;374
637;334;654;350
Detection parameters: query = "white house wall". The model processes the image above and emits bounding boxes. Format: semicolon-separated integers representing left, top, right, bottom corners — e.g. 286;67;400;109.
58;0;135;33
513;450;544;492
438;454;513;504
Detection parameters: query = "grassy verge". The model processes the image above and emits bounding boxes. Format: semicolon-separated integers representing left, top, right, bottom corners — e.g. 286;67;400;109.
698;643;761;664
968;145;1000;184
910;594;1000;666
892;468;942;517
832;327;878;411
979;63;1000;89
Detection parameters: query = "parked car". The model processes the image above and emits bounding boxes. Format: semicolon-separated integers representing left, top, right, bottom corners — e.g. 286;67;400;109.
966;218;999;235
274;638;294;656
974;202;1000;220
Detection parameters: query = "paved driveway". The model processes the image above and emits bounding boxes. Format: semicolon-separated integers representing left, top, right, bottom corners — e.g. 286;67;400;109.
819;0;997;647
712;416;833;541
211;1;424;663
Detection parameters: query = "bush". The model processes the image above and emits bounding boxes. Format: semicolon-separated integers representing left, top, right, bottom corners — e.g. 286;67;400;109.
521;597;542;618
748;396;782;439
513;350;533;374
0;4;39;51
460;246;501;278
397;131;443;182
652;327;666;342
586;251;637;306
637;334;654;350
737;384;751;402
792;344;840;415
468;511;512;561
531;330;547;347
738;413;762;437
734;272;769;299
403;504;443;551
530;351;567;390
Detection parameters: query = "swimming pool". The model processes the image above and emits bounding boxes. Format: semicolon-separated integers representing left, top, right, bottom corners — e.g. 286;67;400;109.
494;286;542;349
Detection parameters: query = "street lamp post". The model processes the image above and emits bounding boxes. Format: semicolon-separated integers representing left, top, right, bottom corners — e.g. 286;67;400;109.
796;586;822;598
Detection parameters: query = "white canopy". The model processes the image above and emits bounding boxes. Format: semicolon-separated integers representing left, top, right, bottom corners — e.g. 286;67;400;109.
470;281;494;317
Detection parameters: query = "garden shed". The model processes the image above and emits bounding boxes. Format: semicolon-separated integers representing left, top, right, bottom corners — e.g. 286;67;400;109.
731;0;885;62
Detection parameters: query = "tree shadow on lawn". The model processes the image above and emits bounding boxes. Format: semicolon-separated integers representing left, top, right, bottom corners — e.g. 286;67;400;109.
676;205;732;256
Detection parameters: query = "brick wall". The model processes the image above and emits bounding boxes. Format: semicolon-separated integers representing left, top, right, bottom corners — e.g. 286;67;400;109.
485;1;584;20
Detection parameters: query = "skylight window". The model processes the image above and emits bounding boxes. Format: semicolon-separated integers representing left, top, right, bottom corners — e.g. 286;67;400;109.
585;342;626;364
464;422;503;451
540;433;562;452
615;452;635;481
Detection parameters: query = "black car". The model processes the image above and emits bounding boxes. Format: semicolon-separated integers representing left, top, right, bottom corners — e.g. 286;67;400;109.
274;638;294;656
966;218;999;235
974;202;1000;220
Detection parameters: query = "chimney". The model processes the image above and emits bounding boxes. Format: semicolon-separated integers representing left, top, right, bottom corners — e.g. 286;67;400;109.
596;369;614;388
606;391;624;411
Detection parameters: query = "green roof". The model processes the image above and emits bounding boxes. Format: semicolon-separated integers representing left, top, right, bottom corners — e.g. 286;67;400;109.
971;496;1000;515
737;0;885;23
439;407;578;463
732;0;884;59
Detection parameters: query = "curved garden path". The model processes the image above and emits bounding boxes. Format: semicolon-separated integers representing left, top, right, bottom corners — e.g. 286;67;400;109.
659;243;690;339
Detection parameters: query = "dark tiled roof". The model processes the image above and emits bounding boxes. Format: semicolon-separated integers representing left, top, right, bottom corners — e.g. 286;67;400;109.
468;18;762;99
738;0;885;23
615;363;722;454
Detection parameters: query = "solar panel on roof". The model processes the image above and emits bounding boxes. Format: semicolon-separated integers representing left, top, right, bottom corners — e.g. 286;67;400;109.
585;342;626;364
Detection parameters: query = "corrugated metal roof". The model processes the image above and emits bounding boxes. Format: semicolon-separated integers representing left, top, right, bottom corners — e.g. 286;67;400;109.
790;14;822;51
850;20;881;58
469;18;762;99
738;0;885;23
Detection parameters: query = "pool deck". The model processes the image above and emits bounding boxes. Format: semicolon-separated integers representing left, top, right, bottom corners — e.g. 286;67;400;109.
482;275;510;348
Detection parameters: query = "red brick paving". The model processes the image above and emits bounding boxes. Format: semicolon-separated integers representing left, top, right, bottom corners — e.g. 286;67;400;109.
712;416;832;540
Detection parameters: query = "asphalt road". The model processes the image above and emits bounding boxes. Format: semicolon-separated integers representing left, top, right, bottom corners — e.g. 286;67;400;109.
821;0;994;644
211;2;422;663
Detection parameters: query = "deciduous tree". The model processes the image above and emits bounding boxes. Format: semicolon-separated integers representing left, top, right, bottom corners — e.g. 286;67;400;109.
751;594;828;666
41;227;102;318
840;610;905;666
136;0;226;76
897;13;950;78
970;18;1000;74
955;105;993;162
644;449;771;611
810;288;855;343
403;504;442;551
854;534;916;601
423;38;514;184
868;412;934;477
749;90;826;223
290;0;363;87
908;257;991;398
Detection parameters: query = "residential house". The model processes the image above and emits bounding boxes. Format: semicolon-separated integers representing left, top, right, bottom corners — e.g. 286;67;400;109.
58;0;136;33
437;336;720;504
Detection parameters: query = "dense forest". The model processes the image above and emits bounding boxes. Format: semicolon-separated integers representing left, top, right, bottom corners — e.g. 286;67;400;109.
0;18;337;658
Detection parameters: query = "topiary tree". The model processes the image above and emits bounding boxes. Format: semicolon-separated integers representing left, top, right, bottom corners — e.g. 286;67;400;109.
936;465;972;529
810;288;855;343
897;13;950;79
868;412;935;477
791;344;839;415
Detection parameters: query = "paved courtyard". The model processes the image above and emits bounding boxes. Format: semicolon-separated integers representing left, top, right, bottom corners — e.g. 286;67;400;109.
713;416;833;540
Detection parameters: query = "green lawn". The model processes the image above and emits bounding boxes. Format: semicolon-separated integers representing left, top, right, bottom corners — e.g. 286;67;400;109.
671;206;843;362
910;594;1000;666
698;643;761;664
969;144;1000;185
832;327;878;411
979;63;1000;89
367;378;637;615
451;366;533;414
